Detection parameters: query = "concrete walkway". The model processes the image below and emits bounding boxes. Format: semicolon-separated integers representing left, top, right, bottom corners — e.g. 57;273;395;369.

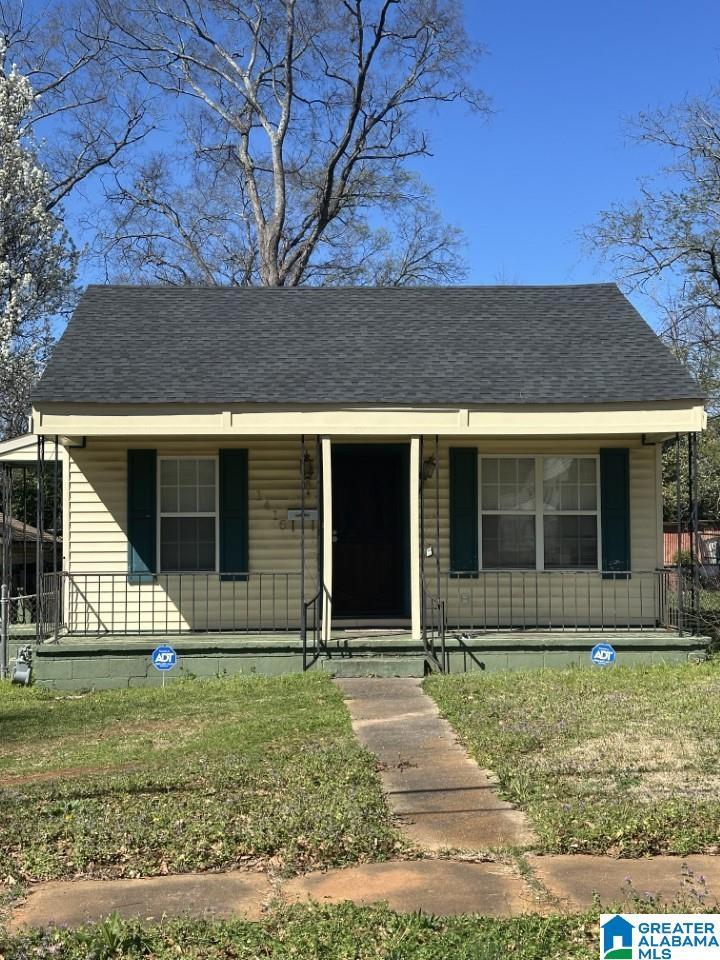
284;860;539;917
530;855;720;910
10;871;274;930
11;855;720;930
335;678;535;850
9;861;539;931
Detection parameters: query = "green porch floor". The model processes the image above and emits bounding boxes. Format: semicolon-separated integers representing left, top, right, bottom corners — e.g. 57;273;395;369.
32;627;708;653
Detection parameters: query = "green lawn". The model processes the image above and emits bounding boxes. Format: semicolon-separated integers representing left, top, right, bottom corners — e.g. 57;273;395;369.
0;675;403;883
425;660;720;856
0;903;599;960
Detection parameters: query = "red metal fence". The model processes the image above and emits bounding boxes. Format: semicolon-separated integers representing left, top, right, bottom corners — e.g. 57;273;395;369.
663;527;720;566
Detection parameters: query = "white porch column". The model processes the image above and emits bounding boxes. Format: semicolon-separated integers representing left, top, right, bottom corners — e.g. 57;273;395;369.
410;436;422;641
321;437;333;645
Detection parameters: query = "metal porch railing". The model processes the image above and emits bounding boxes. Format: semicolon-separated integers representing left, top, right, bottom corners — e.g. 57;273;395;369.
18;566;711;652
301;585;330;671
421;577;446;672
38;571;315;638
435;568;699;635
1;585;60;677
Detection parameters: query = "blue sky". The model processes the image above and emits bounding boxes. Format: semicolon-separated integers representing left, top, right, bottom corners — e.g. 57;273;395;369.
64;0;719;327
412;0;719;306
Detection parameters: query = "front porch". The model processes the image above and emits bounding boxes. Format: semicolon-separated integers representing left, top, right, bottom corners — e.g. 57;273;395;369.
3;429;712;687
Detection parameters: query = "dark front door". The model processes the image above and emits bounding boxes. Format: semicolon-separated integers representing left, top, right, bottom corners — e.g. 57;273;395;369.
332;444;410;618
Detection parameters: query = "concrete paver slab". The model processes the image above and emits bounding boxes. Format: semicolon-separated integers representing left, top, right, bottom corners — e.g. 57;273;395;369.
284;859;541;916
336;678;535;850
13;855;720;929
9;871;274;931
531;855;720;910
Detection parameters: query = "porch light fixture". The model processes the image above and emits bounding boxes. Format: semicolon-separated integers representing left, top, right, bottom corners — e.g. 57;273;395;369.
301;450;314;494
422;456;437;483
301;451;314;481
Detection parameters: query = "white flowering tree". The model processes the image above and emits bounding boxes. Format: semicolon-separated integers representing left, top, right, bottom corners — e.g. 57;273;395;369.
0;40;77;439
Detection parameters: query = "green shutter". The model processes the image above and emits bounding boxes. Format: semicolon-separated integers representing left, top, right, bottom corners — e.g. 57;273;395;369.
127;449;157;578
600;448;631;576
219;449;249;580
449;447;478;576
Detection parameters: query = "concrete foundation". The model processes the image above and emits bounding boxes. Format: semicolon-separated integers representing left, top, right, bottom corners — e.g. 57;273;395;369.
13;628;709;690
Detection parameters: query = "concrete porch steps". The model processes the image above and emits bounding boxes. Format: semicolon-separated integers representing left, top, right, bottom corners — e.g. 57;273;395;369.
319;656;427;678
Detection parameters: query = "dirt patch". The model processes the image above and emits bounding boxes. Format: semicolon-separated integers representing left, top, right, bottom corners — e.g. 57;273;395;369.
535;730;713;803
93;717;198;740
626;771;720;802
0;762;143;788
1;717;203;776
537;730;701;776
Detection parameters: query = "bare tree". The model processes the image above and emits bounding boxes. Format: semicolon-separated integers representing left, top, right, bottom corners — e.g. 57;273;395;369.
587;91;720;391
103;158;467;286
587;90;720;518
97;0;486;286
0;1;152;437
1;0;151;210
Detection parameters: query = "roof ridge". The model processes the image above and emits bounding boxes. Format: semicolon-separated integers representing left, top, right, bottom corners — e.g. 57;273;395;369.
83;282;621;293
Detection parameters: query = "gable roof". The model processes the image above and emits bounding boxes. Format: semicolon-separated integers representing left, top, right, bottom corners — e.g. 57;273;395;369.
32;284;703;407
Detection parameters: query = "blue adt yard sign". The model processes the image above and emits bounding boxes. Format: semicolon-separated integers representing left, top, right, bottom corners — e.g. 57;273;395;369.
151;645;177;672
591;642;617;667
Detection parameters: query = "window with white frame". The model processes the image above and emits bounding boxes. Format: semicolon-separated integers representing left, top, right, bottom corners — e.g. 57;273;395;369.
479;456;599;570
542;456;598;569
159;458;217;571
480;458;536;568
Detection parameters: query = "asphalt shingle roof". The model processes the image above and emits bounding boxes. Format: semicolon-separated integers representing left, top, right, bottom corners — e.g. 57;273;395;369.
33;284;704;406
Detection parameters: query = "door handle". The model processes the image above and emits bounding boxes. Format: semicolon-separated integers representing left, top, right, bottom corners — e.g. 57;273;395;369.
332;529;338;543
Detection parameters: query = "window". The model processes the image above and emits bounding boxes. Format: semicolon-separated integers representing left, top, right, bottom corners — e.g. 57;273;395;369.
479;456;599;570
159;458;217;571
542;457;598;569
480;458;536;568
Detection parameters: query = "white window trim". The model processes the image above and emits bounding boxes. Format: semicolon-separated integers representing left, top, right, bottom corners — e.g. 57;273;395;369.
157;455;220;573
478;454;602;572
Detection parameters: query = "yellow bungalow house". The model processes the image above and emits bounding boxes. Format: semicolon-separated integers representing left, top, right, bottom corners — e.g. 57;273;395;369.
0;283;709;688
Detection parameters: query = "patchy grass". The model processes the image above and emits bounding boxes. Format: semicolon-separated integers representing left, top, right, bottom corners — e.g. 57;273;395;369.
425;660;720;856
0;903;599;960
0;675;403;883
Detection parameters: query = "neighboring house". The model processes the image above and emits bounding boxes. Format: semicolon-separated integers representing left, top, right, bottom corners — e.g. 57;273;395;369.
1;284;708;687
0;513;57;599
0;433;62;623
663;525;720;576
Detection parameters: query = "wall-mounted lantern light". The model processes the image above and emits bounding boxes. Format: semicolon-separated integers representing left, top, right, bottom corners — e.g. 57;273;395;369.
422;456;437;483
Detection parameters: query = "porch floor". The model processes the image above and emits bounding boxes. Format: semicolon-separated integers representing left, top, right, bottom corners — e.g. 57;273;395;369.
36;627;705;653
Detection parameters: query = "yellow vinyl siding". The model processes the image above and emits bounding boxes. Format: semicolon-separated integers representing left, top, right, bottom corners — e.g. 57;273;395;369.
421;438;661;627
65;437;317;632
63;434;662;634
